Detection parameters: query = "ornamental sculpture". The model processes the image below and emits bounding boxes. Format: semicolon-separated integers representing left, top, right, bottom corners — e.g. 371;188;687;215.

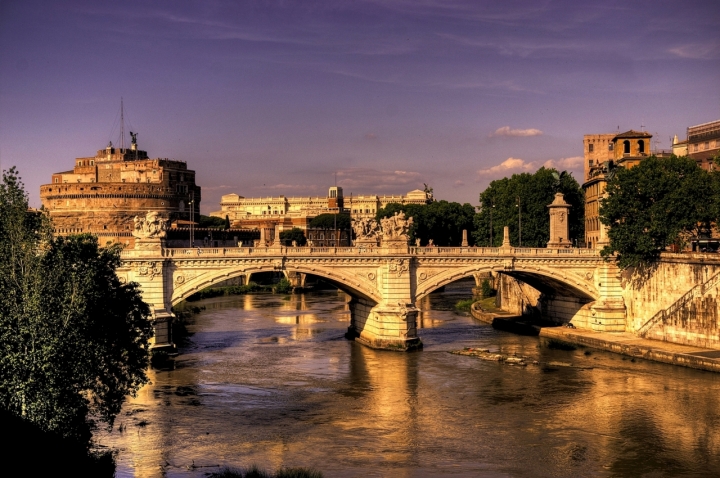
132;211;168;239
352;217;381;241
380;211;413;241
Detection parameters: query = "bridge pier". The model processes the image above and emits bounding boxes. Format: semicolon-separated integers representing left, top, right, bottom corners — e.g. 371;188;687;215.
346;299;422;351
124;238;176;351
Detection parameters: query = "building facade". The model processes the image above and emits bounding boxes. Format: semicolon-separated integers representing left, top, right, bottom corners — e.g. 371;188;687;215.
582;130;653;249
211;187;433;232
40;140;201;247
685;119;720;170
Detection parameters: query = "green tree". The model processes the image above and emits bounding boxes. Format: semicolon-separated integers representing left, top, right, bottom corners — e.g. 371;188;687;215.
224;215;231;230
198;215;226;228
600;156;714;269
0;167;153;449
376;201;476;246
280;227;307;246
474;168;584;247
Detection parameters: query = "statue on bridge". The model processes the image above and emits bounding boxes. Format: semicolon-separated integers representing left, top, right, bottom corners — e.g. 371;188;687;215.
352;217;381;242
380;211;413;243
132;211;168;239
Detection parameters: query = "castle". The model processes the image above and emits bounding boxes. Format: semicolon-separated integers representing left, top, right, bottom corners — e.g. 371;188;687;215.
39;137;201;247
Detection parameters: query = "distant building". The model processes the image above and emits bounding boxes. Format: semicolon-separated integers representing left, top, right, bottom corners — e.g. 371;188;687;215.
685;119;720;171
210;187;433;234
40;140;201;247
582;130;653;249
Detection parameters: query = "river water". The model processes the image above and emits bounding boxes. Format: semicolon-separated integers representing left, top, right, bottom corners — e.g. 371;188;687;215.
98;279;720;477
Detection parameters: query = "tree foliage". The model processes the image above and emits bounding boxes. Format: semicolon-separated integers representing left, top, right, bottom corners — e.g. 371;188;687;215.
198;215;227;228
474;167;584;247
600;156;714;269
308;213;351;231
0;167;153;448
376;200;476;246
279;227;307;246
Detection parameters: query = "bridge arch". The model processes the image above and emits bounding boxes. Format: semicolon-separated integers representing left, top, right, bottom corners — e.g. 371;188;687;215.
169;263;382;306
414;263;598;302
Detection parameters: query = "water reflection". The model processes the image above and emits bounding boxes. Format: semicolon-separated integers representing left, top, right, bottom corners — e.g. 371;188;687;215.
98;283;720;477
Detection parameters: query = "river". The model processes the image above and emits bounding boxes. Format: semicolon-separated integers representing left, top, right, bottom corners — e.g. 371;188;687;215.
98;279;720;477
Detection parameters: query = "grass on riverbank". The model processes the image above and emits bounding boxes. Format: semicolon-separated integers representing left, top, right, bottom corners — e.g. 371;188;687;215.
186;282;266;301
210;465;323;478
455;296;504;313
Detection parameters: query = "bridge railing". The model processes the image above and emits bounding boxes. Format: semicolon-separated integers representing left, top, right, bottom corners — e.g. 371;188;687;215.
119;245;606;259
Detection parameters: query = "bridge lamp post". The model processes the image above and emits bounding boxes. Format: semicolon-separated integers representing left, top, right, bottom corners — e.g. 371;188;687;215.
516;196;522;247
489;201;495;246
189;191;195;247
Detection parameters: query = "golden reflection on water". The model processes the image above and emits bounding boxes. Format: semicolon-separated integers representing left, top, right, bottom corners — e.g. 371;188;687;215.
101;288;720;478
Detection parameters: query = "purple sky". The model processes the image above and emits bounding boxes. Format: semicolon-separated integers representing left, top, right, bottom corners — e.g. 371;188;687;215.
1;1;719;214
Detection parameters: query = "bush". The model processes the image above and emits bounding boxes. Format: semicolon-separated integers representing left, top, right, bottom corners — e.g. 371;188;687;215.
454;298;476;312
186;282;264;301
273;278;292;294
481;278;495;297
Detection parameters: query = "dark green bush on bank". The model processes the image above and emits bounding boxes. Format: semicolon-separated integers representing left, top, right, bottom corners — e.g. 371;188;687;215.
186;282;265;301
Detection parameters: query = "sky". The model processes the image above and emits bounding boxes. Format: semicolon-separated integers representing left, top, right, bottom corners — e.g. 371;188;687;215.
1;0;719;214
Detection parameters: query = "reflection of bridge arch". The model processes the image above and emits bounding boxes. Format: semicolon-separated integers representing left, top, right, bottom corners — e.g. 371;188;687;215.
414;264;597;302
170;263;382;306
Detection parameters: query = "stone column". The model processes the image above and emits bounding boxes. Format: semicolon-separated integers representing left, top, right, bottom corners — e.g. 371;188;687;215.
547;193;572;248
461;229;469;247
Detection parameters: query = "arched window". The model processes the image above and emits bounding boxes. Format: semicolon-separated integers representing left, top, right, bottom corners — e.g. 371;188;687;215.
638;140;645;154
623;140;630;154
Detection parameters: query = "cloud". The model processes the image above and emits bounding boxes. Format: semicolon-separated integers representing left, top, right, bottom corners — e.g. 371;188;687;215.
477;157;534;177
202;184;233;191
668;43;720;60
454;180;465;187
263;183;318;191
477;156;583;179
364;133;378;140
491;126;543;137
335;168;422;192
542;156;583;170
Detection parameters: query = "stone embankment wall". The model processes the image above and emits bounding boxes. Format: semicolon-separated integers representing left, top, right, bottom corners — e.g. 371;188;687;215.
622;254;720;349
498;254;720;349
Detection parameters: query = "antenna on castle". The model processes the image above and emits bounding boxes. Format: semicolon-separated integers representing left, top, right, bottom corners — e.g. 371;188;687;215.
640;120;645;132
120;97;125;151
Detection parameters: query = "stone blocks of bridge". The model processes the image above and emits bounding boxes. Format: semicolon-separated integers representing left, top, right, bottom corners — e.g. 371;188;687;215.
346;298;422;351
589;264;626;332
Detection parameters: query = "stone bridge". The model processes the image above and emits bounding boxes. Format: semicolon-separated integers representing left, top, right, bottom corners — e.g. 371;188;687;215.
118;233;626;351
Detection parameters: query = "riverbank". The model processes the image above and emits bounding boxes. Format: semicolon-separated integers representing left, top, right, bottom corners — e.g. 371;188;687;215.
470;301;720;373
539;327;720;373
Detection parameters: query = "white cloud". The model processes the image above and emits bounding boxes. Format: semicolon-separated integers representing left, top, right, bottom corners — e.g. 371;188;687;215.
542;156;583;169
477;156;583;179
477;157;534;177
491;126;543;137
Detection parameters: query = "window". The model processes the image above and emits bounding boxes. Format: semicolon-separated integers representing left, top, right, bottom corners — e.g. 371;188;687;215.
608;143;614;151
54;178;59;183
623;140;630;154
588;144;594;153
589;160;594;167
694;144;699;152
705;142;710;150
638;140;645;154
